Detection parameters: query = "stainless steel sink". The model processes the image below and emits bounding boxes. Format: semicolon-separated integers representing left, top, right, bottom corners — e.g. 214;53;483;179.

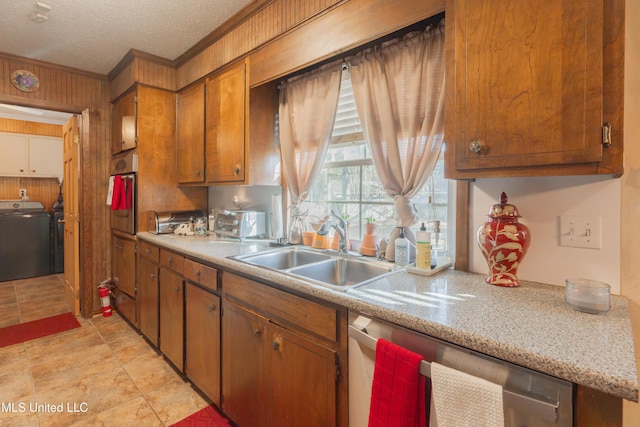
232;247;331;270
288;257;400;290
230;246;402;291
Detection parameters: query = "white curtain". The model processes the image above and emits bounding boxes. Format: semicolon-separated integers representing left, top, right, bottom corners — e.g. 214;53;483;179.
278;61;343;206
349;20;446;261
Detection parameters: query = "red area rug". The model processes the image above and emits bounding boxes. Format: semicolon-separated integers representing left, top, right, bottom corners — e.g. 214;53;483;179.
0;312;81;348
170;405;233;427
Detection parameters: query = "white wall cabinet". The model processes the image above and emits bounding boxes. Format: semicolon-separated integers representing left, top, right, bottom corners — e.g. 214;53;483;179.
0;132;63;178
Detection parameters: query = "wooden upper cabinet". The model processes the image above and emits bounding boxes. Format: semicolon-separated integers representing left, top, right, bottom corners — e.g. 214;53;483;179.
112;89;137;155
445;0;622;178
177;82;206;184
205;59;248;184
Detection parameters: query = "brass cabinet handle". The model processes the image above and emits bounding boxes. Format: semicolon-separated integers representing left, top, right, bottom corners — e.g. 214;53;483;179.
233;164;241;175
253;328;261;337
195;270;201;278
150;273;156;279
168;257;173;263
272;335;282;351
208;305;215;312
145;248;151;254
19;169;24;173
31;169;36;173
469;140;485;154
174;286;179;292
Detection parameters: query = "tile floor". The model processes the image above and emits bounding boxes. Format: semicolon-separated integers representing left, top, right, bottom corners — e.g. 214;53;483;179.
0;274;211;426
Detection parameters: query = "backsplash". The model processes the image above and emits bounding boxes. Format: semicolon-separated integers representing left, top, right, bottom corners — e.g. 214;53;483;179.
207;185;282;237
470;175;621;294
0;177;62;209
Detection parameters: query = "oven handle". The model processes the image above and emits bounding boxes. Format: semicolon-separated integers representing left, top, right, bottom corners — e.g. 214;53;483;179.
348;324;559;424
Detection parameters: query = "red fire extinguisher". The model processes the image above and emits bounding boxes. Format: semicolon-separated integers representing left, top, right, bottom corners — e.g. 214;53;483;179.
98;284;112;317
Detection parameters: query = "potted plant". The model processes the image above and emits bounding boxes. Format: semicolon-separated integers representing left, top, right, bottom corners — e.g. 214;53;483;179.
364;216;376;235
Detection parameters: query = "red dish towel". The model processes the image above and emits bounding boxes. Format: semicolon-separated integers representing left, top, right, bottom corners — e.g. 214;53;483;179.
110;175;127;211
368;338;427;427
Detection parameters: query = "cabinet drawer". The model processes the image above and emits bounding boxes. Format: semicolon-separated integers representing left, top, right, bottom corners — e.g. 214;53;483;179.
224;273;337;342
160;249;184;274
184;259;218;291
139;241;159;262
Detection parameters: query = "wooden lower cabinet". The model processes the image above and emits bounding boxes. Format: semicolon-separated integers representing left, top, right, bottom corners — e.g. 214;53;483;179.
221;300;265;427
159;267;184;371
138;255;159;346
185;282;221;405
111;234;136;325
222;273;345;427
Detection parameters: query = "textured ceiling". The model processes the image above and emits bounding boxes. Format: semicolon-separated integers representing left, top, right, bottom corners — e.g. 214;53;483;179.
0;0;253;75
0;0;253;123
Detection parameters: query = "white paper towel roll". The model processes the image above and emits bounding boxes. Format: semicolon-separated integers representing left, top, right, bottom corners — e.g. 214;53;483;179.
272;194;284;239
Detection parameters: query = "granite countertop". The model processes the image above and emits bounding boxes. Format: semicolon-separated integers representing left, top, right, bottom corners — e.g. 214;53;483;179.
138;232;639;402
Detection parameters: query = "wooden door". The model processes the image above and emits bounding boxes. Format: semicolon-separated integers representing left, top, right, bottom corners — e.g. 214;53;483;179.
206;60;247;183
449;0;603;173
138;256;159;346
185;283;221;405
267;322;338;427
63;115;80;315
159;268;184;371
222;299;266;427
177;82;206;183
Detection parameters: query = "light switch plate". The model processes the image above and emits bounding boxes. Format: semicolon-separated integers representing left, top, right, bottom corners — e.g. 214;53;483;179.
559;215;601;249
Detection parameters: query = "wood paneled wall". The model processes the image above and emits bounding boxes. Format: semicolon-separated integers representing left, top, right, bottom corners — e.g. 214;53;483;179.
0;177;61;209
109;50;176;101
176;0;341;89
0;53;111;318
0;118;62;136
0;53;108;112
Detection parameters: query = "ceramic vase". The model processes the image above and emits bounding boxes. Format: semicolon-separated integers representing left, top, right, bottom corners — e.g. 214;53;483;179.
476;192;530;287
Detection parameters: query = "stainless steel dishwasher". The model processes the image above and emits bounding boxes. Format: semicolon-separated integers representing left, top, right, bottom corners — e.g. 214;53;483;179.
348;312;573;427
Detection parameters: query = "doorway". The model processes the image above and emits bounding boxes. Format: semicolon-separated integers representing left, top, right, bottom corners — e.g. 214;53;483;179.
0;103;82;316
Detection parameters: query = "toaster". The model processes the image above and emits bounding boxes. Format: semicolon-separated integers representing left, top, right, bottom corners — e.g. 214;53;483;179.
147;210;207;234
214;210;266;240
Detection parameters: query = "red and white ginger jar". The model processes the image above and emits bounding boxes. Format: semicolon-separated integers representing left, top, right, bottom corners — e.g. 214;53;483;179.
476;192;530;287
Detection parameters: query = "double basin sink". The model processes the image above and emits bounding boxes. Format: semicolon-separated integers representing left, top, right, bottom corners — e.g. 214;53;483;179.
230;246;402;291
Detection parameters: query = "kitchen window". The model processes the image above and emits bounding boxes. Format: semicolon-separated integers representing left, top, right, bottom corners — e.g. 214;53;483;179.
299;69;453;256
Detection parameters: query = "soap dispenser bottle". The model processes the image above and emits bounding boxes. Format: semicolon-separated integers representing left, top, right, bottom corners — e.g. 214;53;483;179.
415;222;431;270
394;227;410;266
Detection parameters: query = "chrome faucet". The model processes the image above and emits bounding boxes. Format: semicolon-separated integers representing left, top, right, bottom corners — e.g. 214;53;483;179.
317;210;350;255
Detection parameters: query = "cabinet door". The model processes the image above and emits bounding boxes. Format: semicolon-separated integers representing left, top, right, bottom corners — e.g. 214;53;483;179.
185;283;221;405
177;82;206;183
160;268;184;371
28;136;63;177
206;60;247;183
112;235;136;298
267;322;338;427
138;256;159;346
447;0;604;176
0;133;28;176
112;90;137;155
222;299;266;427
